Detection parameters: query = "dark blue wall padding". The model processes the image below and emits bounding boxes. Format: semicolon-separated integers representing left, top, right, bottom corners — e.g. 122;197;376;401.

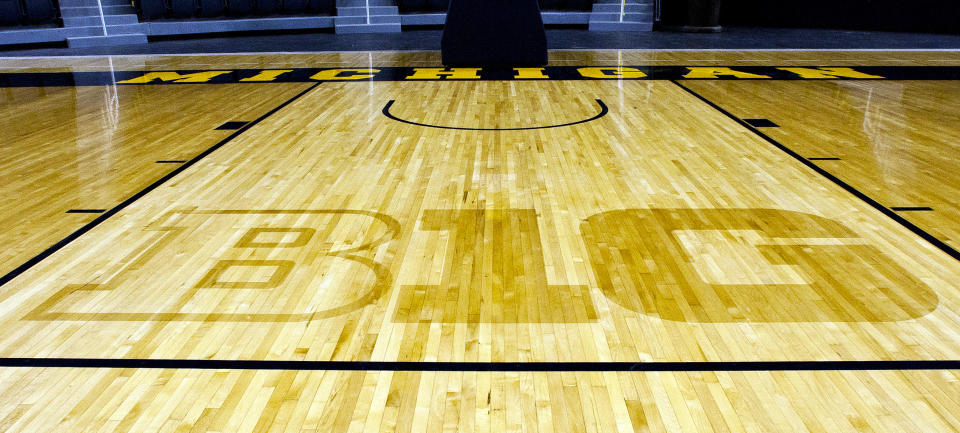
283;0;307;12
0;0;20;25
170;0;195;17
199;0;225;16
23;0;56;23
566;0;592;10
539;0;563;10
398;0;426;13
425;0;446;11
442;0;547;66
228;0;254;15
721;0;960;34
139;0;165;19
307;0;333;13
256;0;279;14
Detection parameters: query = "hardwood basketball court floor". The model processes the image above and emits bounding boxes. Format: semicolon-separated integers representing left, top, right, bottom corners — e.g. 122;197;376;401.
0;50;959;431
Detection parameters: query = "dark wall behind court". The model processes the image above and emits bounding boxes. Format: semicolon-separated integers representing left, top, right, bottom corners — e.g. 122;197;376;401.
720;0;960;34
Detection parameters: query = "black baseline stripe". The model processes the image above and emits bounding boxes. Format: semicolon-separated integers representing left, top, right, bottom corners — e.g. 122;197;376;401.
0;358;959;371
382;99;608;131
156;160;187;164
808;157;841;161
65;209;106;214
671;80;960;263
891;207;934;211
0;83;321;288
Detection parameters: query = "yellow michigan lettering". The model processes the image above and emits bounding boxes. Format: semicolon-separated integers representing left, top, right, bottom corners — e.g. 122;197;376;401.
577;67;647;79
310;69;381;80
683;67;771;79
778;67;885;79
405;68;481;80
117;71;233;84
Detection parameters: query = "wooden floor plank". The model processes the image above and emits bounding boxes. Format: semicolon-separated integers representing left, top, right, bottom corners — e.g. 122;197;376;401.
0;50;958;432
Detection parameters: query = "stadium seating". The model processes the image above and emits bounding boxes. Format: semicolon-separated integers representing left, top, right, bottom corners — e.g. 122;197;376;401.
227;0;254;16
137;0;335;20
306;0;333;13
397;0;430;13
199;0;226;17
22;0;57;24
170;0;195;18
283;0;307;13
256;0;279;14
0;0;20;25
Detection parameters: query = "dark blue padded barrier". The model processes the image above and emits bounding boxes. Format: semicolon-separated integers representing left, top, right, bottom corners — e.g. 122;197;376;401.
255;0;278;14
539;0;563;10
137;0;335;19
721;0;959;34
306;0;333;14
139;0;165;19
565;0;592;11
283;0;307;12
398;0;426;13
199;0;225;16
425;0;446;11
0;0;20;25
442;0;547;66
227;0;254;15
170;0;195;17
23;0;56;23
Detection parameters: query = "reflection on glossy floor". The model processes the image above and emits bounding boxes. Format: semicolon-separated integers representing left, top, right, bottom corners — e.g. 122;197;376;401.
0;50;959;432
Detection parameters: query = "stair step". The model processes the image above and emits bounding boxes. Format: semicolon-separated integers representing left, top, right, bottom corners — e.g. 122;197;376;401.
67;32;146;47
590;12;652;21
334;22;401;33
336;0;393;6
104;23;144;34
102;5;136;14
336;6;397;15
61;4;136;15
61;0;133;6
65;26;108;36
63;14;138;27
58;0;100;7
592;3;652;13
588;21;653;31
60;6;99;17
335;15;401;25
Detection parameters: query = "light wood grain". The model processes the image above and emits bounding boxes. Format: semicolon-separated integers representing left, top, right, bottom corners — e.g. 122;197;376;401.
681;79;960;249
0;83;313;277
0;51;959;432
1;79;957;362
0;368;955;432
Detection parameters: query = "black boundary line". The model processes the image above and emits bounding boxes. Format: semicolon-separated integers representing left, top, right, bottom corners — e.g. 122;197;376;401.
1;358;959;372
670;80;960;262
742;118;779;128
215;121;250;130
0;82;321;288
65;209;106;214
382;99;609;131
808;157;842;161
891;207;935;211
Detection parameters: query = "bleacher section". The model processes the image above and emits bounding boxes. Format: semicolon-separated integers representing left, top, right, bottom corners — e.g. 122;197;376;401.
0;0;656;48
136;0;335;20
0;0;58;26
